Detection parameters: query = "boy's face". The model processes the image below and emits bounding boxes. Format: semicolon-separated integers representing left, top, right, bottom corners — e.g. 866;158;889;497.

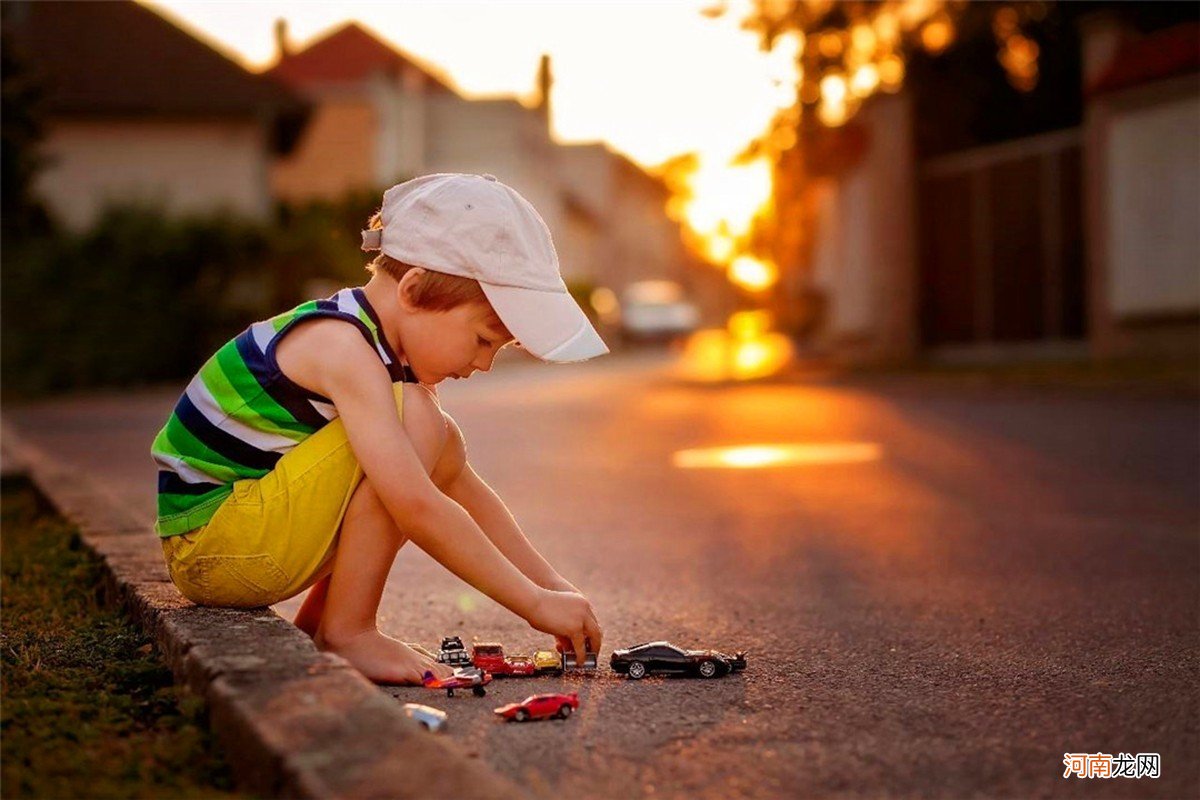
396;283;515;385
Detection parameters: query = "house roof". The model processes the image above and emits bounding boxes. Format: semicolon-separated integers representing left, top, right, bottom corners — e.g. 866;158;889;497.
266;22;458;96
1090;22;1200;96
613;150;672;200
2;0;309;153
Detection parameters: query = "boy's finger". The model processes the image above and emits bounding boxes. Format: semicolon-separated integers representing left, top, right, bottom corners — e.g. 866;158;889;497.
585;616;603;656
571;635;587;668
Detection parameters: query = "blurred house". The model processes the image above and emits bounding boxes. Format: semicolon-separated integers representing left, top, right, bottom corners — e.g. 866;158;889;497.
265;22;707;313
555;141;731;327
795;6;1198;364
3;1;309;231
1082;15;1200;359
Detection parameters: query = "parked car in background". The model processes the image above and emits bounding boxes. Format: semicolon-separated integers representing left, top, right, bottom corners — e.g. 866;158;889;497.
619;280;700;343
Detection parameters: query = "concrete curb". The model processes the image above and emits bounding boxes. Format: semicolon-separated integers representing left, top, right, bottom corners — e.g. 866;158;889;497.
1;420;518;799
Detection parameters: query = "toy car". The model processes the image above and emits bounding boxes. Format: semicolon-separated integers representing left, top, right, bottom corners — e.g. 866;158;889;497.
532;649;563;673
436;636;473;667
610;641;747;679
561;650;598;671
422;667;493;697
494;693;579;722
402;703;448;732
471;643;537;677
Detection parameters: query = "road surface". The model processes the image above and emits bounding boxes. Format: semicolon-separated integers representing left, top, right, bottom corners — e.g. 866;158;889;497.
9;350;1198;798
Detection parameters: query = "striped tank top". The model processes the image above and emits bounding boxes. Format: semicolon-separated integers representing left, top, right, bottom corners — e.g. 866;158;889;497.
151;287;417;536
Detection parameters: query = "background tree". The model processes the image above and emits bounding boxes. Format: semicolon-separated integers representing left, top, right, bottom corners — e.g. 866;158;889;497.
1;24;52;239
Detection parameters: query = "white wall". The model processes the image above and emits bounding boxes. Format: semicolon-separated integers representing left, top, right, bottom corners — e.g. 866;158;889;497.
1106;93;1200;316
370;67;429;183
810;94;917;356
271;89;376;202
36;119;271;230
425;95;575;275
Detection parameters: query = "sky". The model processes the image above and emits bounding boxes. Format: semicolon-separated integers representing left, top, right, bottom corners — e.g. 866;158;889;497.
141;0;796;171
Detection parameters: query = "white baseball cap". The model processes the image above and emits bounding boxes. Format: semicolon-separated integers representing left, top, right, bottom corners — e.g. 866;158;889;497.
361;173;609;363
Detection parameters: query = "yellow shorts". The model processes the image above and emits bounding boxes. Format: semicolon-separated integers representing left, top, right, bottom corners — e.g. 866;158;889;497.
161;382;406;608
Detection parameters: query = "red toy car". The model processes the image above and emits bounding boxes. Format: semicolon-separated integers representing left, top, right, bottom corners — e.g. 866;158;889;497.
422;667;493;697
494;692;579;722
471;643;537;677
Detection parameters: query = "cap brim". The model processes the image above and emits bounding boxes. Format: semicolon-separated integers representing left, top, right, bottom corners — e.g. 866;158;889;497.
479;282;610;363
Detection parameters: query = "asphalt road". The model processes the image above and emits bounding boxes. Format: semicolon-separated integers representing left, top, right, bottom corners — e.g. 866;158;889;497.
9;350;1199;798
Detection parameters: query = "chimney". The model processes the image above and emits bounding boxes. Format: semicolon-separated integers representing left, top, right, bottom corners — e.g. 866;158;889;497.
274;18;291;61
536;54;553;120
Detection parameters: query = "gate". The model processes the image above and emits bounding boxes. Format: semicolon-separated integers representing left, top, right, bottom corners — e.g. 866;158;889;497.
917;128;1086;348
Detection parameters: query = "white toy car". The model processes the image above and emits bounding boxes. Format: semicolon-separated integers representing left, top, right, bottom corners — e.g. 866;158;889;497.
402;703;448;732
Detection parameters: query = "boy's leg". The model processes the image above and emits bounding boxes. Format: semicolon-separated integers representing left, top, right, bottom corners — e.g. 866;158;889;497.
293;573;330;638
312;385;464;684
312;480;442;684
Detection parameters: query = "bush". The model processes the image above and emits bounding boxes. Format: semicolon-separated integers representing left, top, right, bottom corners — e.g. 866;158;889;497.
0;182;433;396
4;207;270;394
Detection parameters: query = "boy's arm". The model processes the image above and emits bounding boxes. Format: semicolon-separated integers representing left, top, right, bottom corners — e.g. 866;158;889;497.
310;325;545;618
440;426;600;656
278;320;601;663
443;454;578;594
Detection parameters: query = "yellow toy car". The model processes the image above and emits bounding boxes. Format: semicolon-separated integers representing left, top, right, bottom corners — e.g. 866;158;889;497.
533;649;563;673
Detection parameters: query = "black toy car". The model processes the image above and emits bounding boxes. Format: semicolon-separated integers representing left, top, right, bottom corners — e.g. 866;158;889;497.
610;641;747;679
437;636;473;667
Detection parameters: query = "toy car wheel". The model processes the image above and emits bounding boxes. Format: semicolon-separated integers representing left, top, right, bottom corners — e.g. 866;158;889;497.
472;686;487;697
418;721;430;731
698;660;718;678
558;705;573;719
628;661;647;679
515;709;530;722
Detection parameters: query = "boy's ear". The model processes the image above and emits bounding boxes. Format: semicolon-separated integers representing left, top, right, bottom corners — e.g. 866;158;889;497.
396;268;426;311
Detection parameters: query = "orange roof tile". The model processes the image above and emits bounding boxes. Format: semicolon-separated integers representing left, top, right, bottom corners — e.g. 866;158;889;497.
267;22;458;96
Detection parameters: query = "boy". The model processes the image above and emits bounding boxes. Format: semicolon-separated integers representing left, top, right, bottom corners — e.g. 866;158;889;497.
152;173;606;684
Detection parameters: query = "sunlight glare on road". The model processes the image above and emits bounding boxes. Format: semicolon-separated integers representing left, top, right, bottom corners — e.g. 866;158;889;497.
677;309;795;382
672;442;883;469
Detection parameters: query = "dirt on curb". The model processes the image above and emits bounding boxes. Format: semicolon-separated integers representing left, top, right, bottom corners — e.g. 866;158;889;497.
0;479;249;799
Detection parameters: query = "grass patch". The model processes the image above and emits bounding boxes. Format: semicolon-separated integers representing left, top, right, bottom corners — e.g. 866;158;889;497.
1;480;245;798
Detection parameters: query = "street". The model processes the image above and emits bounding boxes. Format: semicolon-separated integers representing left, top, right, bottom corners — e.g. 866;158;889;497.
9;350;1199;798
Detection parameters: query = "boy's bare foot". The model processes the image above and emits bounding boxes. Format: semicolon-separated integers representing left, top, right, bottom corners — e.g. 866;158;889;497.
315;628;454;685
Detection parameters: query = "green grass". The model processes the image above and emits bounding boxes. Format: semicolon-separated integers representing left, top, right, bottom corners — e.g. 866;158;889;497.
0;480;246;799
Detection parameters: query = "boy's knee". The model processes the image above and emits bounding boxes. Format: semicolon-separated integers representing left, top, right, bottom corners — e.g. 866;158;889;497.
400;384;449;477
346;475;387;519
431;414;466;490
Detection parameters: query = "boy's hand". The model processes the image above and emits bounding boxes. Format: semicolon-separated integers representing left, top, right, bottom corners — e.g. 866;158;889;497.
527;588;603;666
